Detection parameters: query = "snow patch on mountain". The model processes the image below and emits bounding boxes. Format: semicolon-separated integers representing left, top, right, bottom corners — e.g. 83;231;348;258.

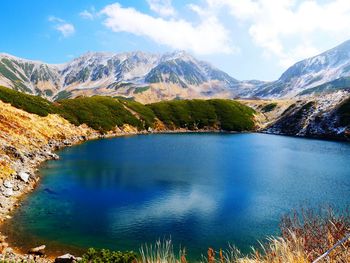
0;50;248;102
250;40;350;99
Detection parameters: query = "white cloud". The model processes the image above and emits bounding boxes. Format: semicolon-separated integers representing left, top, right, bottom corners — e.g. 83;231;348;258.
279;43;320;68
147;0;176;17
48;16;75;38
97;0;350;69
80;10;94;20
80;7;97;20
48;16;64;23
56;24;75;38
100;3;235;55
204;0;350;67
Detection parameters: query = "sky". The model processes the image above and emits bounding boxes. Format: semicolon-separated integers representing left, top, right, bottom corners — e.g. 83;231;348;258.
2;0;350;80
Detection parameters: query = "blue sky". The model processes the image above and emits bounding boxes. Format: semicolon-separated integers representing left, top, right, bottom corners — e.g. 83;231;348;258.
2;0;350;80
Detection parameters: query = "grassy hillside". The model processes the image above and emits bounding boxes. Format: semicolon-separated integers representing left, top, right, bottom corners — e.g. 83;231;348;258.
120;99;156;129
57;97;143;132
148;99;256;131
0;86;256;133
0;87;144;132
0;86;57;116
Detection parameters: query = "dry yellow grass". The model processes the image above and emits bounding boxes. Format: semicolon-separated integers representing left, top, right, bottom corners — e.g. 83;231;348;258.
137;237;310;263
0;100;95;179
237;235;309;263
201;208;350;263
140;207;350;263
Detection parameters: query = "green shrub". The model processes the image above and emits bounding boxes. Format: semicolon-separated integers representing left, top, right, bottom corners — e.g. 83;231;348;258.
134;86;150;94
0;86;256;133
57;96;144;132
119;99;156;129
147;101;180;127
148;99;255;131
54;90;72;101
0;87;144;132
209;99;255;131
0;86;57;116
81;248;137;263
261;102;277;113
337;97;350;126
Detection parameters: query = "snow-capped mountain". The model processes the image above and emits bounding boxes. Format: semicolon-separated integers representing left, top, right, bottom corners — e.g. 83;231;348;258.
2;40;350;102
0;53;62;96
0;51;246;103
246;40;350;98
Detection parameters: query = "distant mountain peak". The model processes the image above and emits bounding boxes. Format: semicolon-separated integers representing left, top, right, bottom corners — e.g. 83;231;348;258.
161;50;194;61
0;52;49;66
0;50;244;103
3;39;350;103
245;39;350;98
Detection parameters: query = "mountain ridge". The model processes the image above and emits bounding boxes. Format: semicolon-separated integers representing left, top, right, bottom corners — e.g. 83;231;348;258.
2;40;350;102
0;50;251;103
246;40;350;98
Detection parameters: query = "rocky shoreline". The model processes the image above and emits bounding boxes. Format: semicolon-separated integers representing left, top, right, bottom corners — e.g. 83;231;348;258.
0;101;152;262
0;132;102;262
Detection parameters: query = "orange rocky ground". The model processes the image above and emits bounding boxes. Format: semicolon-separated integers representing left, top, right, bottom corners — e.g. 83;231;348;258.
0;100;96;179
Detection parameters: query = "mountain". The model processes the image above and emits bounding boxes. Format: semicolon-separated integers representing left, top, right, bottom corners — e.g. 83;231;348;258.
264;91;350;140
0;51;249;103
245;40;350;98
0;53;62;96
3;40;350;102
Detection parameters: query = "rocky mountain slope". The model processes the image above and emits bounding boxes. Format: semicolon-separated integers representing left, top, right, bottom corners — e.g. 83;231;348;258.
0;51;257;103
236;40;350;139
3;40;350;103
0;54;61;96
237;89;350;141
260;91;350;140
245;40;350;98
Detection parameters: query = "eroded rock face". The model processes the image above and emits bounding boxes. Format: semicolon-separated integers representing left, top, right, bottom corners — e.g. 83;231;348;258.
0;197;8;208
2;188;13;197
2;145;24;162
3;180;13;189
55;253;81;263
29;245;46;255
17;172;30;183
63;140;72;146
265;92;350;140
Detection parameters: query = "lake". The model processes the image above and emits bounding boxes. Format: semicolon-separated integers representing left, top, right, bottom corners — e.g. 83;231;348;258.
3;133;350;259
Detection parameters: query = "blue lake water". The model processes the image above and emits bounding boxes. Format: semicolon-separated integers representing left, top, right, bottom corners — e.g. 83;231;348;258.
3;133;350;258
